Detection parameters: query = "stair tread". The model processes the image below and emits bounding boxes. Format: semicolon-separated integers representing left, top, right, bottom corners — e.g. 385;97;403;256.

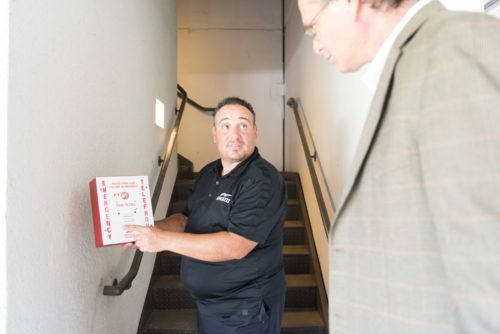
283;245;309;255
154;274;317;289
284;220;304;227
145;309;324;330
286;274;317;287
283;310;325;328
145;309;196;330
176;177;195;183
154;275;186;288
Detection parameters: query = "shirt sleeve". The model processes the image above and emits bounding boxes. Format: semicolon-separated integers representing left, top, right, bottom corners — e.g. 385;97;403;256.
228;173;286;244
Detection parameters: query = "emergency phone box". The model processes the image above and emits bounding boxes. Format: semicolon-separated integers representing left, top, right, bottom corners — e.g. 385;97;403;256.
89;176;154;247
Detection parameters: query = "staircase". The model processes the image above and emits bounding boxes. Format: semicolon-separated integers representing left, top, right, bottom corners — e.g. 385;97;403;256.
138;155;327;334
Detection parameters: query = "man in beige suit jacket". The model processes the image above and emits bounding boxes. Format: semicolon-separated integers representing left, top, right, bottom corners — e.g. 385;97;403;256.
298;0;500;332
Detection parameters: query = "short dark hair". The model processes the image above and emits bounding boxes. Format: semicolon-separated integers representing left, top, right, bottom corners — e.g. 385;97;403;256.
213;96;256;125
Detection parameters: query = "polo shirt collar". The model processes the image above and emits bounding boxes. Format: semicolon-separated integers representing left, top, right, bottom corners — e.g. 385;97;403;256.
213;147;260;177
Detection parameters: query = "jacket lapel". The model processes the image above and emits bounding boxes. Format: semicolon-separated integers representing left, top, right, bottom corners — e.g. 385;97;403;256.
331;2;445;232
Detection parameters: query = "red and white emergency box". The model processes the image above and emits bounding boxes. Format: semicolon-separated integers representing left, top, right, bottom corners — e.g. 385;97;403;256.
89;176;154;247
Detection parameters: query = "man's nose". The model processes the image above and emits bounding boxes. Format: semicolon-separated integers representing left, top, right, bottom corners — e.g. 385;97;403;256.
313;39;323;55
228;126;242;138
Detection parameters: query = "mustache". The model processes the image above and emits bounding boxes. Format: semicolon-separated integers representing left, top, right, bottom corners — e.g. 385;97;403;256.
226;139;244;145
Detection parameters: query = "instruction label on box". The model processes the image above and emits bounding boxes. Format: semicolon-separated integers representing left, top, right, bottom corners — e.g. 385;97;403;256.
89;176;154;247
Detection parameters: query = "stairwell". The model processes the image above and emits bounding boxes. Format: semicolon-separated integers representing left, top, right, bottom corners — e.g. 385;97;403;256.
138;155;327;334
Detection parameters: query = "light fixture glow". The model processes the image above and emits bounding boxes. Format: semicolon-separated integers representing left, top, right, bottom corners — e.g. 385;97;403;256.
155;99;165;128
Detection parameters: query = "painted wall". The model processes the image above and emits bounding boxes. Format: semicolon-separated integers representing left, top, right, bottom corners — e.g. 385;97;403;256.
6;1;177;333
177;0;284;171
0;0;9;331
442;0;485;11
283;0;489;295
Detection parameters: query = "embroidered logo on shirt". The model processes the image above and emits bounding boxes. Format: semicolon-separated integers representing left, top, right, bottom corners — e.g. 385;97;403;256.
215;193;232;204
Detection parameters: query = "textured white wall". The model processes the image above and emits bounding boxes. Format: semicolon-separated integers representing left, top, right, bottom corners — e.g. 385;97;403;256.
0;0;8;331
6;1;177;333
177;0;284;171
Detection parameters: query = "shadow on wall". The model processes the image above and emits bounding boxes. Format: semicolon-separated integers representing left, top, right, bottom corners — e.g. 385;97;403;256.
178;29;283;74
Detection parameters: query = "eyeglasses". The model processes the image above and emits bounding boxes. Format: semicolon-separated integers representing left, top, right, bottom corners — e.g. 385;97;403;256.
304;0;331;39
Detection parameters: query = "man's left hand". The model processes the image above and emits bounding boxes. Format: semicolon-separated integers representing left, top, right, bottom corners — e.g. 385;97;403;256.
123;225;166;253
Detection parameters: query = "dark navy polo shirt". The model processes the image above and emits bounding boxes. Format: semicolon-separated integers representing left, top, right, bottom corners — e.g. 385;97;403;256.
180;148;287;316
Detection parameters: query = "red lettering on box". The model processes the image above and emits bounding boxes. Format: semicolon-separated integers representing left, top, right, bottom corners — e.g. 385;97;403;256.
90;176;154;248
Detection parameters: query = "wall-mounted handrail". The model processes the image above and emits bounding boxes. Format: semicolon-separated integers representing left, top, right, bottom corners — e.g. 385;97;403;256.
103;84;189;296
286;97;331;237
179;94;216;113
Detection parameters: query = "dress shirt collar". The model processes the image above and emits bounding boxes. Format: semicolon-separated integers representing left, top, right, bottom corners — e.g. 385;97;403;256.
362;0;436;95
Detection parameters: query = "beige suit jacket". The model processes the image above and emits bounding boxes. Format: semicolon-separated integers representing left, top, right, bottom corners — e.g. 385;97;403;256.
330;2;500;333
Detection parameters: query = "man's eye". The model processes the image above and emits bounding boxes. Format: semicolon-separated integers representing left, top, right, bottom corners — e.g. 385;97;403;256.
240;124;248;129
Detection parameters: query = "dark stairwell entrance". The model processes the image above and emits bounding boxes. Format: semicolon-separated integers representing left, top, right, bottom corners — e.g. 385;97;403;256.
137;155;327;334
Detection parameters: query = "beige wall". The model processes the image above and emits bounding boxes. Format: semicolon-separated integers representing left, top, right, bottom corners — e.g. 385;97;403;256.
0;0;8;330
5;1;177;333
177;0;284;171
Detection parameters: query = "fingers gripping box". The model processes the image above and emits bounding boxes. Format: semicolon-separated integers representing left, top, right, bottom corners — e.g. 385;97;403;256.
89;176;154;247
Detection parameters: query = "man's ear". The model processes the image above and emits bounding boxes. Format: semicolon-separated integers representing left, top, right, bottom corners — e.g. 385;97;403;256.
212;126;216;143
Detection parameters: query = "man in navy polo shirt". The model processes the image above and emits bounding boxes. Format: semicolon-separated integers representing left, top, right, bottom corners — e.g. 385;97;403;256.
125;96;287;334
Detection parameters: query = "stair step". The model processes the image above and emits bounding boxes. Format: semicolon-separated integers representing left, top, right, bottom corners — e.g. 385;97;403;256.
152;274;317;310
152;276;196;309
284;245;310;274
286;199;300;220
143;309;196;334
171;200;187;214
284;220;305;245
158;245;310;275
282;311;326;334
178;166;194;181
285;179;297;199
178;155;194;180
284;220;304;228
143;309;325;334
158;252;182;275
173;179;195;201
285;274;318;310
283;245;310;274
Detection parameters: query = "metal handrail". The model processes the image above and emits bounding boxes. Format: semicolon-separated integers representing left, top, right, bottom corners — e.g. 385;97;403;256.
103;84;189;296
286;97;331;236
180;94;216;113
